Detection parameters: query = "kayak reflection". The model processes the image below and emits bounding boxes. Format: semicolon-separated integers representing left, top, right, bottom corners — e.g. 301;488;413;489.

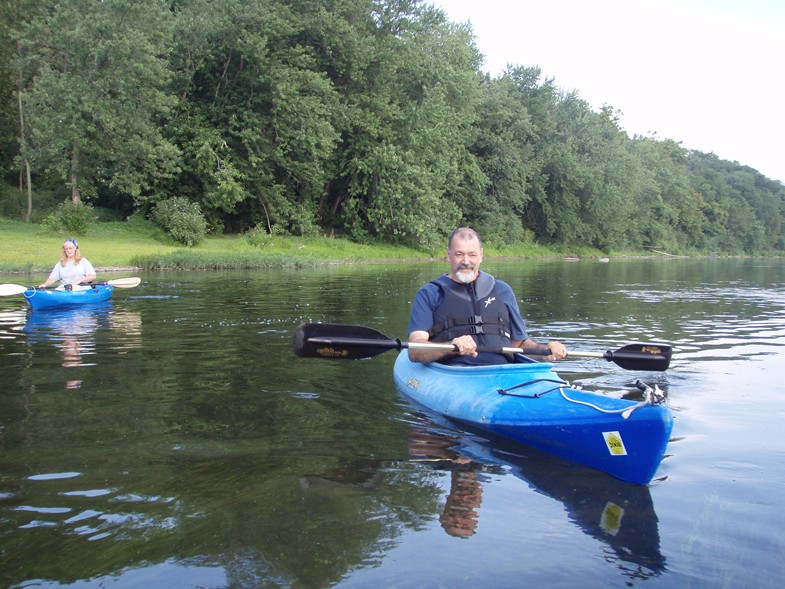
407;423;666;578
23;302;141;390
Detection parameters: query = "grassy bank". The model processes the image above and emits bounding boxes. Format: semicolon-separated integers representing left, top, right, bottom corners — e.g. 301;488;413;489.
0;217;603;275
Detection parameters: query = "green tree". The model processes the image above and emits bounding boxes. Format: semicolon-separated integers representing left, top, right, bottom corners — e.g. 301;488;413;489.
627;137;707;253
467;72;539;245
165;0;341;234
0;0;48;220
687;152;776;253
16;0;180;205
327;1;483;248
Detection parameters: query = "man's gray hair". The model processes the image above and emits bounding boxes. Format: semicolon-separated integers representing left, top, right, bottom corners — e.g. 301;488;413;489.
448;227;482;249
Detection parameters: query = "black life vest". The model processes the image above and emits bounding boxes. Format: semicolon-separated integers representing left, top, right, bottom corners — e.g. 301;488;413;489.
428;272;512;365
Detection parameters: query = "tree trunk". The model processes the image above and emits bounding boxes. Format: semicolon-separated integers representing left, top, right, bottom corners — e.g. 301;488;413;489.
25;161;32;223
260;197;272;234
17;76;33;222
70;142;81;203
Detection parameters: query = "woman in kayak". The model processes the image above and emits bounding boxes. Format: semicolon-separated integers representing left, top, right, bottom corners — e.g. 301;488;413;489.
407;227;567;365
39;238;97;290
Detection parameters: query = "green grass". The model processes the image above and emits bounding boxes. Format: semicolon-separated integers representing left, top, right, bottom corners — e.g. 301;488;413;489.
0;216;174;272
0;217;434;274
0;217;599;276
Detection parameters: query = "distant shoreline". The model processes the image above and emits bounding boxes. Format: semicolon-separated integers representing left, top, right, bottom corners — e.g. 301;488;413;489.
0;253;696;277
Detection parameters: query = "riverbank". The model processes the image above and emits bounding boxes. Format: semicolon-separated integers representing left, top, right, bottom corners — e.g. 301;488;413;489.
1;217;616;275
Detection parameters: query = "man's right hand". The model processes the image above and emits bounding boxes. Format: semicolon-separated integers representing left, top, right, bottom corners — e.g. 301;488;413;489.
451;335;478;357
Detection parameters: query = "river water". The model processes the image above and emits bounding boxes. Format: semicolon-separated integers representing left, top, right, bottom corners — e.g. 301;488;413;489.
1;258;784;588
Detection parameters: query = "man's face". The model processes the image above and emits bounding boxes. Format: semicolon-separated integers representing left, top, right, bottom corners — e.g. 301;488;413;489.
448;236;483;284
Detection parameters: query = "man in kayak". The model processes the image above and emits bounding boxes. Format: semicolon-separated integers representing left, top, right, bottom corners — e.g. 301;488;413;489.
38;238;97;290
407;227;567;365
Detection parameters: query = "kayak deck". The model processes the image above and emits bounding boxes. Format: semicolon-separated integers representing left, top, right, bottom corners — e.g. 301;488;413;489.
393;351;673;484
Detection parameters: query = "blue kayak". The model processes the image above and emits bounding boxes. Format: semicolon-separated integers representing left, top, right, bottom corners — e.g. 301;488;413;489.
23;284;114;310
393;350;673;484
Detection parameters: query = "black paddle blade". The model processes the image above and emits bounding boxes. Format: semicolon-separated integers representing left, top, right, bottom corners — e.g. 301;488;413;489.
293;322;400;360
608;344;672;371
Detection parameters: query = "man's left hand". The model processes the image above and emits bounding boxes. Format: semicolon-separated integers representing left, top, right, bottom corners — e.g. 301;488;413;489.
545;340;567;361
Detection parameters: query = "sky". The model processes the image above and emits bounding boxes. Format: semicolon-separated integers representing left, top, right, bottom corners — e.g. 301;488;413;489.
430;0;785;183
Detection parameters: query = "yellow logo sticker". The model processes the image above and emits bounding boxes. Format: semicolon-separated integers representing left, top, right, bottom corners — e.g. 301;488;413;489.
641;345;663;355
603;431;628;456
600;501;624;535
316;346;348;358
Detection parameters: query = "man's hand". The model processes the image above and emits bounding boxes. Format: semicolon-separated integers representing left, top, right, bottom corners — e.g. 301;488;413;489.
408;330;479;363
451;335;478;357
544;340;567;361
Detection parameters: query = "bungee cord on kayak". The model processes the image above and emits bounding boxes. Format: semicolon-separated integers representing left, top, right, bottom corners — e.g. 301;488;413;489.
498;377;667;419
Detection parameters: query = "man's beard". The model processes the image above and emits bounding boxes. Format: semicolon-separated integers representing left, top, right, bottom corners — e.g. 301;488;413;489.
455;266;476;283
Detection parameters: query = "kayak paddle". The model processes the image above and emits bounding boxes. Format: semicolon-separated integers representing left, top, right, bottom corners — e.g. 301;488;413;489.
0;284;28;296
293;322;672;371
93;277;142;288
0;277;141;297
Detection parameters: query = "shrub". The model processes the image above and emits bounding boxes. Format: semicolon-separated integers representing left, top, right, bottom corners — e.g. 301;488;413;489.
150;197;208;246
0;186;69;222
0;185;25;219
93;206;124;222
244;224;289;248
40;200;98;234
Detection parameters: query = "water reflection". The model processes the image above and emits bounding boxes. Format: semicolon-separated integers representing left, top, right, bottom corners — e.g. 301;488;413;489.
0;308;28;337
24;304;105;389
2;261;784;588
407;423;665;579
22;303;142;390
408;428;488;538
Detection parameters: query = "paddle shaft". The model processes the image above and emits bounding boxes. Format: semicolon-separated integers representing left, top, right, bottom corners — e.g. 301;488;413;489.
308;336;527;356
0;277;140;297
93;277;141;288
39;277;140;289
307;336;643;359
295;323;672;371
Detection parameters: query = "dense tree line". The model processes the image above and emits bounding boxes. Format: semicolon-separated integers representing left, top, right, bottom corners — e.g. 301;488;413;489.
1;0;783;253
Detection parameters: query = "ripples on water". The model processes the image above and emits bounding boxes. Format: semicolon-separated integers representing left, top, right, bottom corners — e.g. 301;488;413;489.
1;260;784;588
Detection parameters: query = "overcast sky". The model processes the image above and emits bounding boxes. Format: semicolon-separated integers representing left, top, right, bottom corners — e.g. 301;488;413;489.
430;0;785;183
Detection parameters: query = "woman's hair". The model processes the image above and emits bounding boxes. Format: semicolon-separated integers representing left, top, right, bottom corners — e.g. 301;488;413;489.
60;238;82;266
